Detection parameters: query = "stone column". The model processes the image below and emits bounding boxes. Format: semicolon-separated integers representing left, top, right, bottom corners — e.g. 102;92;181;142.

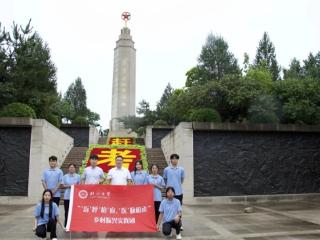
110;27;136;131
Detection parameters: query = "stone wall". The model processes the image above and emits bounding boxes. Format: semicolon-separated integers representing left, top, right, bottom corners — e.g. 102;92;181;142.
89;126;100;145
60;125;90;147
160;122;320;203
193;123;320;197
161;123;194;202
0;126;31;196
145;126;174;148
0;118;74;204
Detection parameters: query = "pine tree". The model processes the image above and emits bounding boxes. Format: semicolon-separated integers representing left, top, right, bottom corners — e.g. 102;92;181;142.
254;32;280;81
283;58;303;79
198;33;240;81
65;77;87;117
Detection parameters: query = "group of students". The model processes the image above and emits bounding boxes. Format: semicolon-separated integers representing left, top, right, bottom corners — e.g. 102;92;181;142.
33;153;185;240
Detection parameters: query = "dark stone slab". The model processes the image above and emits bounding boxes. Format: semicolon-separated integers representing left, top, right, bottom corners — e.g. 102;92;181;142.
60;125;89;147
151;128;173;148
194;130;320;197
0;126;31;196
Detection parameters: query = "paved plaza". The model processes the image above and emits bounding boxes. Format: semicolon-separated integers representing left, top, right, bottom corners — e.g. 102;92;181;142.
2;198;320;239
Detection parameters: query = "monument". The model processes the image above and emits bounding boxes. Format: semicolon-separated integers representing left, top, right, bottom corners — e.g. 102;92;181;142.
110;12;136;134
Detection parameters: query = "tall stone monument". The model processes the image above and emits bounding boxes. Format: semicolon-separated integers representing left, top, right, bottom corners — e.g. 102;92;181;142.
110;12;136;134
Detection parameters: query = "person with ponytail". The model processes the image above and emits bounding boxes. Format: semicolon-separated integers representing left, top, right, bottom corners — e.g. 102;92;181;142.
130;160;148;185
147;164;165;222
33;189;64;240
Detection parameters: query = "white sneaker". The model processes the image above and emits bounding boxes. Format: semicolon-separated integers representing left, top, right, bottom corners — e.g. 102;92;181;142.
52;238;58;240
176;233;182;239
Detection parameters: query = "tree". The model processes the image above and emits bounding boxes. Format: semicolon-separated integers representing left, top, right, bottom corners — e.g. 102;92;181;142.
0;20;58;119
254;32;280;81
63;77;100;126
153;119;169;127
243;52;250;75
51;95;75;123
188;108;221;122
73;116;88;125
157;89;190;125
120;115;144;131
188;33;240;86
156;83;173;112
283;58;303;79
0;102;36;118
136;100;156;126
65;77;87;117
156;84;174;120
185;66;208;87
248;95;280;124
87;110;100;126
274;77;320;124
303;52;320;79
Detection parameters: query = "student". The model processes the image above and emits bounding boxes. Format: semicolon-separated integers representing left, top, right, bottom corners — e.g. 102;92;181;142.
163;153;185;231
33;189;64;240
131;160;148;185
147;164;165;223
163;154;185;205
61;163;80;227
107;156;132;185
157;187;182;240
81;154;105;185
42;156;63;207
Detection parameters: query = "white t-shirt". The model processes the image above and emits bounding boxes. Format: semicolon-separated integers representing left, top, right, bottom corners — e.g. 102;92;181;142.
82;166;104;184
107;167;132;185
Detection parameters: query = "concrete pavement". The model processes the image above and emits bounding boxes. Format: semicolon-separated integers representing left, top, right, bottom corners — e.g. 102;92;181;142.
2;199;320;239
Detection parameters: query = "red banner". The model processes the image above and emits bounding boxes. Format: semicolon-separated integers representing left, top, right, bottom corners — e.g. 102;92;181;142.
109;137;134;145
87;147;141;173
66;185;157;232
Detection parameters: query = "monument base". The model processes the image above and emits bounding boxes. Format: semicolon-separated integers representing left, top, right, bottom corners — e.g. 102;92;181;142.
108;129;137;139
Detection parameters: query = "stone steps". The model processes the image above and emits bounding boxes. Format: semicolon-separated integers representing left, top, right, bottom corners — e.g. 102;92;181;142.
59;146;88;205
98;137;107;145
58;146;168;204
61;147;88;174
146;148;168;175
146;148;168;197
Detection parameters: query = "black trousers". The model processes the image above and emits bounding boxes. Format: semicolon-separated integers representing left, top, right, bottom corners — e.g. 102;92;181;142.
162;220;181;236
64;199;70;227
174;194;183;205
52;197;60;206
154;201;161;223
174;194;183;229
35;219;57;239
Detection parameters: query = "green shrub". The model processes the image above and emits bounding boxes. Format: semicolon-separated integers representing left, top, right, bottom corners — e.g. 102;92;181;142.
188;108;221;122
0;102;36;118
73;116;88;125
46;113;60;128
153;119;169;127
249;111;279;124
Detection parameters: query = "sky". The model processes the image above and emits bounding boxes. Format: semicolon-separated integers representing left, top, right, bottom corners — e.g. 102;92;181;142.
1;0;319;129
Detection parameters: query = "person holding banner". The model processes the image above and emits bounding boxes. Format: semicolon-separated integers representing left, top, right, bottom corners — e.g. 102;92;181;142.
81;154;105;185
131;160;148;185
157;187;182;240
147;164;165;222
107;156;133;185
33;189;64;240
61;163;80;227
